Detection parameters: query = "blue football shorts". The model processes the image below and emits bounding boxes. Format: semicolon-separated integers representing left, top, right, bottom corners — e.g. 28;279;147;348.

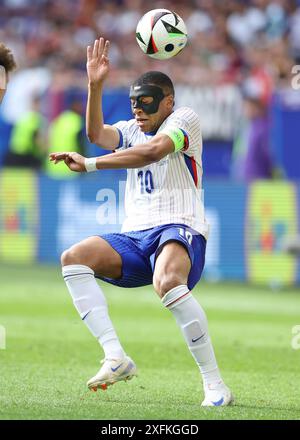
96;223;206;290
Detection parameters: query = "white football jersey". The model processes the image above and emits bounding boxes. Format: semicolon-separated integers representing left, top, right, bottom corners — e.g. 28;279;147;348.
114;106;209;238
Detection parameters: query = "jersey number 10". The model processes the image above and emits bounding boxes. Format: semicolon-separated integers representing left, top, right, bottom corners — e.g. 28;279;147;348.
138;170;154;194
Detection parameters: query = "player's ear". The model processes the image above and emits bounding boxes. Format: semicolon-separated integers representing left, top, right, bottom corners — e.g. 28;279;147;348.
165;95;174;109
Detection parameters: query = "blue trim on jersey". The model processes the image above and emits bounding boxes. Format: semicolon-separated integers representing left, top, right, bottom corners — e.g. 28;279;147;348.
116;127;123;148
184;154;197;185
145;130;157;136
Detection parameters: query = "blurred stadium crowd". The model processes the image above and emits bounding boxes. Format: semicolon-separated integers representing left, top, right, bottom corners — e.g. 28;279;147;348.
1;0;299;89
0;0;299;179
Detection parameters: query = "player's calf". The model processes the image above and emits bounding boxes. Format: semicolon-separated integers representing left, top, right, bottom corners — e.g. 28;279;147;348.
160;284;233;406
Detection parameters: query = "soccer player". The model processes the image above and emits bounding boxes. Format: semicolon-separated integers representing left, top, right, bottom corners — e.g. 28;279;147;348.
50;38;233;406
0;42;16;104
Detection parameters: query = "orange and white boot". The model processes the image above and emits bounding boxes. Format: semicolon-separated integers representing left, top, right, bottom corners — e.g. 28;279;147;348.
87;356;137;391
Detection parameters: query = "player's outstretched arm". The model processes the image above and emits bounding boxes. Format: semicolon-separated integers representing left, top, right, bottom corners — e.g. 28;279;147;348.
49;133;175;172
49;152;86;172
86;37;120;150
93;134;175;169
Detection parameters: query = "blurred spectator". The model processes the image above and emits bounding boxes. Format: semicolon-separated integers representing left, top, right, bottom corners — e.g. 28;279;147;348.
0;0;299;179
289;3;300;61
44;94;86;179
265;1;288;41
243;41;274;105
3;94;46;169
241;78;274;181
227;2;267;47
0;0;297;90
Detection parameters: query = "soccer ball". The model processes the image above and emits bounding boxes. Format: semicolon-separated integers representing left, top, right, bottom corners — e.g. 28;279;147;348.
136;9;187;60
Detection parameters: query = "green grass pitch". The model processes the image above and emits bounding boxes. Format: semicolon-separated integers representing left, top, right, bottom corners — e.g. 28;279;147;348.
0;263;299;420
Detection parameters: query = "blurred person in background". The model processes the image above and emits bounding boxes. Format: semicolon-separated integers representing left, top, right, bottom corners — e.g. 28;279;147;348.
240;77;274;182
4;94;46;169
282;235;300;256
0;0;298;90
0;42;16;105
1;0;299;180
45;94;86;178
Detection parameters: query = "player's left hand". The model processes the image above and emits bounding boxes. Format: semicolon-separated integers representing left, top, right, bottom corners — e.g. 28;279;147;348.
49;152;86;172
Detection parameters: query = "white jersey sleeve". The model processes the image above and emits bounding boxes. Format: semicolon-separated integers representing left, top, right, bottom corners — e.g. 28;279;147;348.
158;106;201;158
113;119;140;150
113;120;130;150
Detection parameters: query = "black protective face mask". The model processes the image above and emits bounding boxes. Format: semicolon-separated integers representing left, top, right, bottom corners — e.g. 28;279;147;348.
129;84;165;114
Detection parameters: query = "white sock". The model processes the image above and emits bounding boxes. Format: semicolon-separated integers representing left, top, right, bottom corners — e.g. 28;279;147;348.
162;285;222;388
62;264;125;360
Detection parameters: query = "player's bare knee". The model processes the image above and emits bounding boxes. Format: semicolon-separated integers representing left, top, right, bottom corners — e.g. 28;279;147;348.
61;249;69;266
154;273;186;298
61;247;83;266
153;276;160;295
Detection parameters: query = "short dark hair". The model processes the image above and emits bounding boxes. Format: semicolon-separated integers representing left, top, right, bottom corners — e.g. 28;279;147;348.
0;43;17;73
132;71;175;96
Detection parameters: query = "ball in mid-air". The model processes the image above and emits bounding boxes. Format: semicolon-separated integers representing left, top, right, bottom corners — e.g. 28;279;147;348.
136;9;187;60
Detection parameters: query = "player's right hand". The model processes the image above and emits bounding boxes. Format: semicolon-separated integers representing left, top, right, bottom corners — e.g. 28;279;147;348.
87;37;110;85
49;152;86;172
